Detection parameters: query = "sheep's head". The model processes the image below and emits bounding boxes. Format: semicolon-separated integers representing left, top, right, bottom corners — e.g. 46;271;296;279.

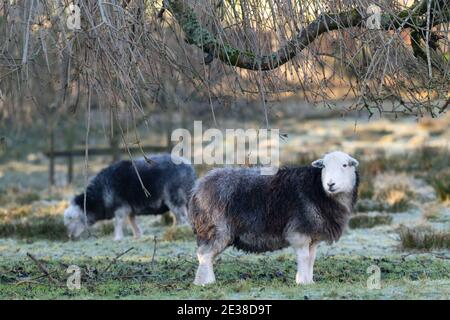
312;151;359;195
63;202;88;240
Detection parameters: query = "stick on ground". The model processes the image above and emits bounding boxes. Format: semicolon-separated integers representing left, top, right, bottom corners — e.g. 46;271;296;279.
26;252;57;284
151;236;158;269
102;247;135;274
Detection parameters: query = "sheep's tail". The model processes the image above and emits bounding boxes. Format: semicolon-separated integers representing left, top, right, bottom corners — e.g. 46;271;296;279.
187;192;199;229
188;191;217;245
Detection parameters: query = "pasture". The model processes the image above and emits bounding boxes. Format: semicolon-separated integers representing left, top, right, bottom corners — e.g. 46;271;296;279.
1;113;449;299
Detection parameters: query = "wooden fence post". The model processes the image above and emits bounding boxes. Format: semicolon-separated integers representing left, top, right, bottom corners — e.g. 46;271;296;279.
67;154;73;185
48;128;55;187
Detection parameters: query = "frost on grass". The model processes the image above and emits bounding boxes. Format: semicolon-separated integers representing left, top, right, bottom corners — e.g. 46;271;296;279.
0;252;449;299
349;213;393;229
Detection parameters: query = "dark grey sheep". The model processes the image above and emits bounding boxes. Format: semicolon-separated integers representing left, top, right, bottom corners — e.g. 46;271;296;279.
189;151;359;285
64;154;196;240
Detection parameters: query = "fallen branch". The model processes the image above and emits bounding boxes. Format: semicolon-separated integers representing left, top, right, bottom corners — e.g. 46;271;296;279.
102;247;135;274
14;270;59;286
26;252;57;284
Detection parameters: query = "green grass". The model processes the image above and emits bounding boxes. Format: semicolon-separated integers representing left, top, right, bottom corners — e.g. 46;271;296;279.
1;254;449;299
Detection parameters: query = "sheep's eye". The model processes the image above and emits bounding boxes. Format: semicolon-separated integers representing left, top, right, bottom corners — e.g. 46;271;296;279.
343;164;347;168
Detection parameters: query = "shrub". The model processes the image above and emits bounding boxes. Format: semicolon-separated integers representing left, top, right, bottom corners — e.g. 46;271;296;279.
349;213;393;229
16;192;41;205
399;226;450;250
0;215;66;240
429;170;450;202
162;225;194;241
358;179;375;199
374;183;414;213
0;202;67;240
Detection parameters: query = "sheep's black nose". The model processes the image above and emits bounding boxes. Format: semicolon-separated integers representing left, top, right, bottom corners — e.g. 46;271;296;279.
327;182;335;188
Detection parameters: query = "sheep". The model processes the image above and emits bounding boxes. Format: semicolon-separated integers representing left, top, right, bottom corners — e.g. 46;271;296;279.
64;154;196;241
188;151;359;285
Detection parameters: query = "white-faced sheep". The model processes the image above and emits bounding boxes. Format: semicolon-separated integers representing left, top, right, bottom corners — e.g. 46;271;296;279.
188;151;359;285
64;154;196;241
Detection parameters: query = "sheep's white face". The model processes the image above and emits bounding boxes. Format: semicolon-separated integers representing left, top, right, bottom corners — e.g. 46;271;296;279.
311;151;359;195
63;203;87;239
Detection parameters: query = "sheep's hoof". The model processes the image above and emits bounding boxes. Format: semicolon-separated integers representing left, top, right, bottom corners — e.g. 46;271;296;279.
193;273;216;286
114;236;123;242
296;280;315;285
193;279;215;286
133;232;142;240
296;275;314;285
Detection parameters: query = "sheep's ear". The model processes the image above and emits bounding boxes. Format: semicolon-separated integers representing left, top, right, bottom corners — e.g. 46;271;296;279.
311;159;324;168
349;157;359;167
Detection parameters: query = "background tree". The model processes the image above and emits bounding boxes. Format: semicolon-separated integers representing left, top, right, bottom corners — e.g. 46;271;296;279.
0;0;449;128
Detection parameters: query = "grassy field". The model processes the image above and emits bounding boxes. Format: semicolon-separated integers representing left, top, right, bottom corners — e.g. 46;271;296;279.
0;114;449;299
0;219;449;299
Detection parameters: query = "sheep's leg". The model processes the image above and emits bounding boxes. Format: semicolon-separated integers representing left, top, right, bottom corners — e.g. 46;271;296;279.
287;232;313;285
114;206;130;241
194;233;230;286
166;203;188;225
308;242;319;283
164;188;188;225
294;246;312;285
128;215;142;239
194;246;216;286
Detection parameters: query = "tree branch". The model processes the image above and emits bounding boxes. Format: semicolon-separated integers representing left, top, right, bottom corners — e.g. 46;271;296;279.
166;0;449;71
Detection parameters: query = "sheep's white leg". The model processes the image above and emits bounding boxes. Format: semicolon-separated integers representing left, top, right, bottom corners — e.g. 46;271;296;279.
308;242;319;283
194;250;215;286
287;232;313;285
114;207;129;241
164;188;189;225
128;215;142;239
295;246;312;285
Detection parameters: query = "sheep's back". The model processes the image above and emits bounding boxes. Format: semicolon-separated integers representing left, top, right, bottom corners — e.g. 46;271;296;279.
189;167;291;245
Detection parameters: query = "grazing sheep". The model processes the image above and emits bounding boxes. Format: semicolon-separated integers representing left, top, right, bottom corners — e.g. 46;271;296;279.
189;151;359;285
64;154;196;241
